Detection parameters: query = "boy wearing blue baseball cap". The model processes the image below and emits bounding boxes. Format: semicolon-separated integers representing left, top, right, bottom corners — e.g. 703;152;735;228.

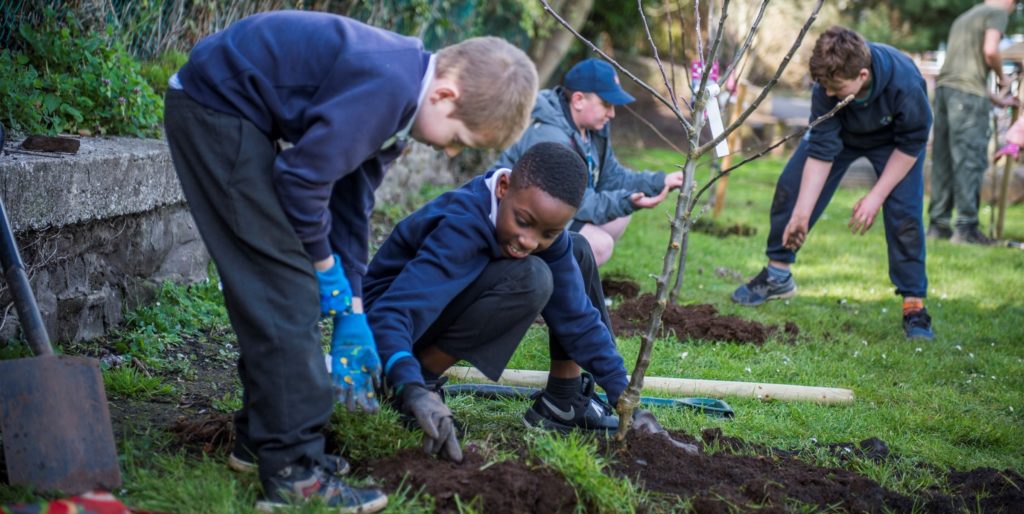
493;58;684;267
491;58;683;434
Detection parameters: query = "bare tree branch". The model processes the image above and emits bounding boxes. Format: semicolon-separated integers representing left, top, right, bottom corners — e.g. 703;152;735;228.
720;0;768;89
696;0;824;157
621;103;685;154
689;93;854;211
540;0;693;133
694;0;729;105
693;0;704;65
664;0;679;106
639;0;679;111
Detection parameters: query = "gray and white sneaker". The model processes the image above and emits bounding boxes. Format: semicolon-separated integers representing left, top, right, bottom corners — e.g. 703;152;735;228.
731;267;796;306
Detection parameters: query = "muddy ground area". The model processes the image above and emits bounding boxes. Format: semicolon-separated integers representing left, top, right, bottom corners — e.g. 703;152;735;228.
603;278;798;345
4;284;1021;512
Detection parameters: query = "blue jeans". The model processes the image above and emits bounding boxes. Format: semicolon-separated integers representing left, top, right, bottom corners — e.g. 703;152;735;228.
765;139;928;298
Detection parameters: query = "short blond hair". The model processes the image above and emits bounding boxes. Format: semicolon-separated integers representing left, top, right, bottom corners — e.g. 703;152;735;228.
436;37;538;150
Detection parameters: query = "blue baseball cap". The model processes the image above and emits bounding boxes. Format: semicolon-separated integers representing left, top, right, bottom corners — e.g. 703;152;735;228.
563;59;635;105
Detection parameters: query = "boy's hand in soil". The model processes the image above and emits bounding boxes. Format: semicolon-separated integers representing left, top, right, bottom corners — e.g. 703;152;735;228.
633;409;699;455
329;313;381;413
316;254;353;317
782;214;809;250
849;193;883;235
401;384;463;462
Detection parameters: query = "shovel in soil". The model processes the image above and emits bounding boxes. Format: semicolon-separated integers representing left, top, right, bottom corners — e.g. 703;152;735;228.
0;194;121;494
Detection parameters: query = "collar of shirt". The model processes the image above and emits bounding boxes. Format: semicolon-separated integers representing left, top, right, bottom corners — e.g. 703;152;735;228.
485;168;512;227
380;54;437;150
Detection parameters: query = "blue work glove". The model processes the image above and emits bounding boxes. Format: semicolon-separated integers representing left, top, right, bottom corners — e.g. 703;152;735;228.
329;313;382;413
316;254;352;317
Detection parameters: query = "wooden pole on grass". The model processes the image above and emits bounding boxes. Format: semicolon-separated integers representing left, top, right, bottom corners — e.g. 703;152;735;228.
712;81;748;218
444;366;855;405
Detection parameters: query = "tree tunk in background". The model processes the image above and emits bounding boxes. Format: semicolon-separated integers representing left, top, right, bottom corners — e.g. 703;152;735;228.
541;0;854;440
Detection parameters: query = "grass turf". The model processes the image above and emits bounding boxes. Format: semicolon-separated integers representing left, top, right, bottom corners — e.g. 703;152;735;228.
1;149;1021;513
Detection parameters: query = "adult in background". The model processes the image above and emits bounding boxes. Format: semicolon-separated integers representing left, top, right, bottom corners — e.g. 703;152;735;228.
491;58;684;266
929;0;1018;245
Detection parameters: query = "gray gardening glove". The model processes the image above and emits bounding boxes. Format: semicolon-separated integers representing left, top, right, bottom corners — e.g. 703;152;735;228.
632;409;699;455
401;384;463;463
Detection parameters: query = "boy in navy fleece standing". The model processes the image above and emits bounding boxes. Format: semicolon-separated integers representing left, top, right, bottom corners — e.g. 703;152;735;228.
364;142;681;460
730;26;934;341
163;11;537;512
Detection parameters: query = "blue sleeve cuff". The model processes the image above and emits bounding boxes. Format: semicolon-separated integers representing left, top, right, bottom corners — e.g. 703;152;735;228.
386;355;424;390
385;351;414;374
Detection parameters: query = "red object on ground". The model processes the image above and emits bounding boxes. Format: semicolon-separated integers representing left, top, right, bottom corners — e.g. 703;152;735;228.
0;491;160;514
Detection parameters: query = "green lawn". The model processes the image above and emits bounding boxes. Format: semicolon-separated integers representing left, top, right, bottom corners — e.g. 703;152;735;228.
1;149;1021;512
569;149;1024;472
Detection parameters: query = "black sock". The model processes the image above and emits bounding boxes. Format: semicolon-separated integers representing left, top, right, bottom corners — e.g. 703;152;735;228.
545;375;581;406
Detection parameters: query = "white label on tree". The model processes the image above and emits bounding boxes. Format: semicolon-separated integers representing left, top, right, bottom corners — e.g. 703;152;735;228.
705;83;730;157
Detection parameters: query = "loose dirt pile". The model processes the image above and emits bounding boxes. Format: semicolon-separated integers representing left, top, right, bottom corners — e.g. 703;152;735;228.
603;429;1024;513
368;447;577;513
603;277;798;344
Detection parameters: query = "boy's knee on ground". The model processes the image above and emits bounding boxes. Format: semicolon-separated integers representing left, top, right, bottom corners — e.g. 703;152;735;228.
580;227;614;265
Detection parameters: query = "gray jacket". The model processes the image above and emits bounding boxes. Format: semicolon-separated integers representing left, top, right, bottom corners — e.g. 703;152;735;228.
492;87;666;225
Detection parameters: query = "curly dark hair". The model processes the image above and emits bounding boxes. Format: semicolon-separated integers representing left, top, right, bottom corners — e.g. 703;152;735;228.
809;26;871;83
509;142;587;209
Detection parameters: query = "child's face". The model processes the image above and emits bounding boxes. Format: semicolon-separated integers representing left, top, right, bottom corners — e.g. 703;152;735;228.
570;92;616;132
493;175;576;259
411;77;482;157
819;68;870;100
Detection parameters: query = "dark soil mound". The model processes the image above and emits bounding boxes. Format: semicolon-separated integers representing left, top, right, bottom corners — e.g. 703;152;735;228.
610;293;798;344
611;430;916;513
368;447;577;513
692;218;757;238
602;277;641;299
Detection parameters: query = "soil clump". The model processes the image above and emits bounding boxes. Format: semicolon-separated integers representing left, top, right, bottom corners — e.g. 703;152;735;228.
610;293;798;345
368;447;577;513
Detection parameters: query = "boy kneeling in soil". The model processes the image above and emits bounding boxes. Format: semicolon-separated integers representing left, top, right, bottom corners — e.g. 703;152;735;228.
731;26;934;341
364;142;672;460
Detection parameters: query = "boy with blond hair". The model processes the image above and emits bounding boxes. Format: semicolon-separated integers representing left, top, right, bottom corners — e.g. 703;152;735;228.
163;10;537;512
731;26;935;341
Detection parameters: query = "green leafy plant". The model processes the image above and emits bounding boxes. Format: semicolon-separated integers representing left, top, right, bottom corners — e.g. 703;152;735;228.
0;9;162;137
138;50;189;97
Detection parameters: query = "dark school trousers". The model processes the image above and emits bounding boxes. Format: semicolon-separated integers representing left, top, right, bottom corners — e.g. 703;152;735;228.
929;86;991;230
765;138;928;298
163;91;333;481
414;232;614;380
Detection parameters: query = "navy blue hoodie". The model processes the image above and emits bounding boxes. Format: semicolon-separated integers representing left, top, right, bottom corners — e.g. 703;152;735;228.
806;43;932;161
177;11;432;293
364;171;629;402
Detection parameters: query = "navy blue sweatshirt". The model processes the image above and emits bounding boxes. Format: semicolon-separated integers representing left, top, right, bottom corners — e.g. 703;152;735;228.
177;11;432;294
806;43;932;161
364;172;629;403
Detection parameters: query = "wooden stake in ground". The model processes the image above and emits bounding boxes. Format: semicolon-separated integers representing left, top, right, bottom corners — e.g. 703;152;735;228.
444;367;855;405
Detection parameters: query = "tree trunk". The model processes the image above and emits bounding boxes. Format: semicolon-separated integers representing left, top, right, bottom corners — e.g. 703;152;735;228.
529;0;595;86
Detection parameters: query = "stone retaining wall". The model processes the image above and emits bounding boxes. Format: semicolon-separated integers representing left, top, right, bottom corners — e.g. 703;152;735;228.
0;136;475;343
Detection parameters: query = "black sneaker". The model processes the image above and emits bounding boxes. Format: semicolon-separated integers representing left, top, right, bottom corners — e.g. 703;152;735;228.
229;446;350;476
731;266;797;306
524;374;619;433
951;227;994;246
926;225;952;240
257;464;387;513
903;308;934;341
